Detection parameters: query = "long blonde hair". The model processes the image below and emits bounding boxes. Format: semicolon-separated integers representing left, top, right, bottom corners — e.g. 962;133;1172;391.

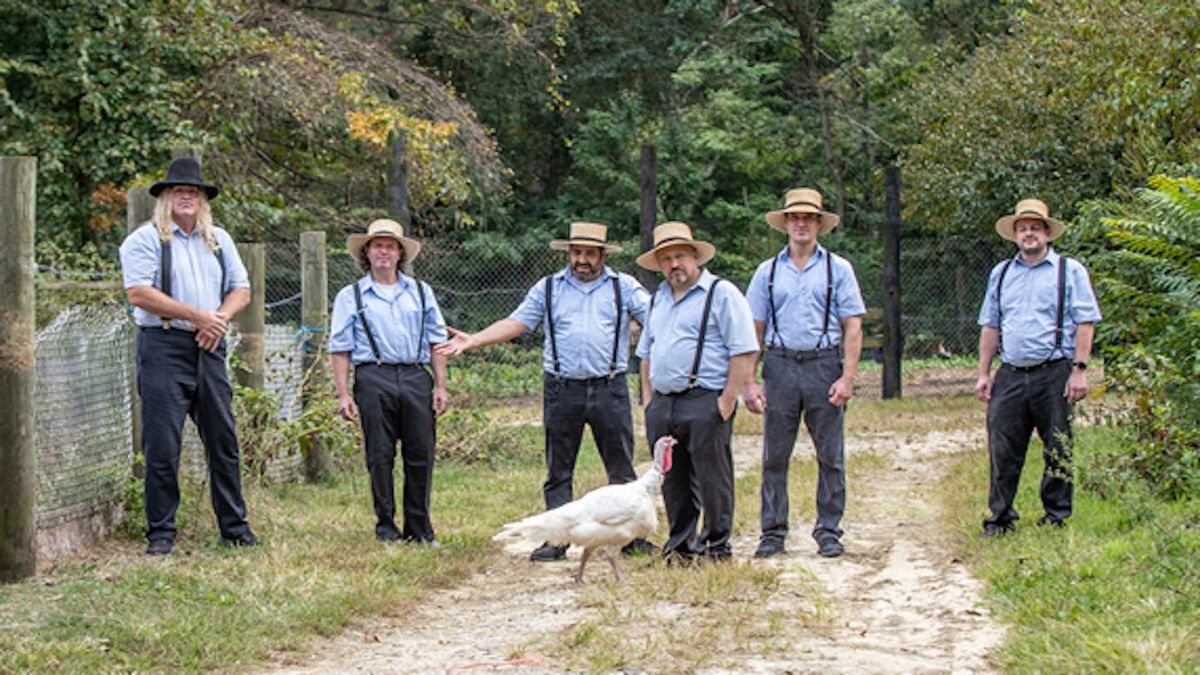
152;186;218;251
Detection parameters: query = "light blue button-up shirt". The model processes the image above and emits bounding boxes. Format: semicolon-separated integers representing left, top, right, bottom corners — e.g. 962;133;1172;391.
977;248;1102;367
746;245;866;350
328;274;448;364
119;222;250;330
509;266;650;378
636;269;759;394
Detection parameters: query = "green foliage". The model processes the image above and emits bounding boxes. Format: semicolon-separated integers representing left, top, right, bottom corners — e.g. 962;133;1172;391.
1070;174;1200;497
903;0;1200;234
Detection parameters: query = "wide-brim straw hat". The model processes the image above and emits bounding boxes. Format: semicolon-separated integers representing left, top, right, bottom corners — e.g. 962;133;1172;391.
548;221;622;252
347;219;422;262
994;199;1065;242
635;221;716;270
765;187;839;234
149;157;218;200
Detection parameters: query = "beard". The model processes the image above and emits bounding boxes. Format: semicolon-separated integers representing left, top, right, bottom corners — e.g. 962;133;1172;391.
572;263;601;282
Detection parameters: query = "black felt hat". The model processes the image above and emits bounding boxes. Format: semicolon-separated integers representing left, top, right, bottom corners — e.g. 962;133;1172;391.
149;157;218;199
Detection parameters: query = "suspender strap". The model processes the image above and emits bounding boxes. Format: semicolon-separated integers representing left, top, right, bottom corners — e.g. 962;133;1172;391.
768;251;834;350
996;254;1068;359
351;278;429;366
819;252;833;348
1054;255;1067;352
689;277;725;388
767;256;783;350
353;281;383;365
609;276;622;378
157;237;226;327
545;276;560;378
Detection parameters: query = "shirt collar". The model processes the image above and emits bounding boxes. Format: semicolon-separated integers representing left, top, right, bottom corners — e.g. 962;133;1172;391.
556;265;614;290
778;243;827;271
1014;246;1059;268
360;272;412;296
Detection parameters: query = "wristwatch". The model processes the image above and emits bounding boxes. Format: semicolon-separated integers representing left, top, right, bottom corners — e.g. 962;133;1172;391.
1072;361;1088;370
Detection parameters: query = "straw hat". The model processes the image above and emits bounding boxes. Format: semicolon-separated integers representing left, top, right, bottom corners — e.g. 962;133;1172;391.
635;221;716;270
994;199;1065;242
149;157;218;200
346;219;422;261
548;222;622;252
764;187;839;234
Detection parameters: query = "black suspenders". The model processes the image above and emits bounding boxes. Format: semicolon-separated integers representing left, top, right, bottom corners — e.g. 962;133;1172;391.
767;251;833;350
545;274;623;379
157;236;226;328
647;277;728;390
353;279;427;366
996;254;1068;359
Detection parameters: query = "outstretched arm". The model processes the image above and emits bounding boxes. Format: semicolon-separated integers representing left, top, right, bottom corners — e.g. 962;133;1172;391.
434;318;529;357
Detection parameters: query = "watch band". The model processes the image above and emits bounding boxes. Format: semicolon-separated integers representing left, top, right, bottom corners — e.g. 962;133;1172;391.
1072;361;1088;370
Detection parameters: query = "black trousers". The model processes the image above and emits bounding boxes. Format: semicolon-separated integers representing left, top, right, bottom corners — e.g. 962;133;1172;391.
138;328;251;542
542;372;638;510
645;388;735;558
985;359;1074;528
354;363;437;541
760;348;846;545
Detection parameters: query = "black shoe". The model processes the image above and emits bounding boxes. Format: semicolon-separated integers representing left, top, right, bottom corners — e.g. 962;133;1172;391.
621;538;657;556
754;539;786;559
981;523;1015;539
1037;515;1065;528
817;537;844;558
662;549;695;567
402;535;441;548
529;542;568;561
220;531;260;548
146;539;174;556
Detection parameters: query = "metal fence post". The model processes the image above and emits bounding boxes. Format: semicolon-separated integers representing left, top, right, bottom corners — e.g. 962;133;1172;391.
234;243;265;390
882;166;903;399
300;232;331;480
0;156;37;581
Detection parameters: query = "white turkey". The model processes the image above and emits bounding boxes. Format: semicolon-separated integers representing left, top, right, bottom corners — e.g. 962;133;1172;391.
493;435;676;582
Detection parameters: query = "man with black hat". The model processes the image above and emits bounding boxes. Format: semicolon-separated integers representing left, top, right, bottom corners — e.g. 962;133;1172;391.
435;222;652;561
636;221;760;563
119;157;258;555
329;219;449;545
745;187;866;560
976;198;1101;537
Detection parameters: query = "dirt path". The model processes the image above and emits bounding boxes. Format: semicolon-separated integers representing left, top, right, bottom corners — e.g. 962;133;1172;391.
264;417;1004;673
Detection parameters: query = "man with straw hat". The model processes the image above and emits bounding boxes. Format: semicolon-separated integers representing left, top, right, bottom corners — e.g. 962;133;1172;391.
436;222;653;561
975;199;1101;537
635;221;760;563
329;219;450;545
746;187;866;560
119;156;259;555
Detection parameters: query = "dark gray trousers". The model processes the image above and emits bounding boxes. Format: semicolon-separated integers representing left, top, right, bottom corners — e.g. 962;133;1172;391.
138;328;250;543
542;373;638;510
354;363;437;541
760;348;846;545
985;359;1074;528
645;388;735;558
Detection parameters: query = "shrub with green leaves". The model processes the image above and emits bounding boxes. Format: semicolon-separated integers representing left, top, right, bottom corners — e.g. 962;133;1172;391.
1071;174;1200;497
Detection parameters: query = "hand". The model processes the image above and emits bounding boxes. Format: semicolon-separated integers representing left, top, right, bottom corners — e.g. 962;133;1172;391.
717;391;737;421
433;387;450;417
193;310;229;353
433;327;474;357
1064;370;1089;404
975;373;993;402
827;375;855;407
338;393;359;422
742;382;766;415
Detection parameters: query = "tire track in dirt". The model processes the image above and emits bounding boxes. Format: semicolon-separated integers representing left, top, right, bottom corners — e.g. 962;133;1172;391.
263;421;1004;673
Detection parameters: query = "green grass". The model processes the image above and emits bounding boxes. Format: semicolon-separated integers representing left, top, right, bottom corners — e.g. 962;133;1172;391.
942;424;1200;672
0;428;549;672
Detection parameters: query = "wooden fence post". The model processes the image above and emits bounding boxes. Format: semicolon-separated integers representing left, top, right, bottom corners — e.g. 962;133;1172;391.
882;166;903;399
0;156;38;581
300;232;331;480
234;243;265;390
125;188;156;475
